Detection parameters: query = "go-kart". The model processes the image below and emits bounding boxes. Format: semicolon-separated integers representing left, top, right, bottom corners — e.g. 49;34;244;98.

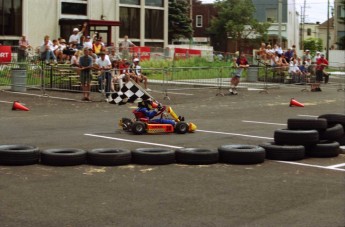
119;105;197;135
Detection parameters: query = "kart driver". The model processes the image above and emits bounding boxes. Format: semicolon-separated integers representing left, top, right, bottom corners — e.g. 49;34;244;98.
136;100;176;125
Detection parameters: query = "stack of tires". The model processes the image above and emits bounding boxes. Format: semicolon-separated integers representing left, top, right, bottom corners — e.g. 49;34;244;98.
260;114;345;161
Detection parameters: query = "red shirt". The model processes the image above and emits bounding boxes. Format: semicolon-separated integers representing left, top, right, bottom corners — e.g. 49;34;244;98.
316;57;328;71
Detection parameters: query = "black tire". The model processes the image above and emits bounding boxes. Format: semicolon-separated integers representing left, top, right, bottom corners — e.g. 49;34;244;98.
121;118;133;131
41;148;86;166
335;135;345;146
0;145;39;165
132;121;146;135
175;122;189;134
131;148;175;165
259;142;305;161
274;129;319;145
318;114;345;128
287;118;327;130
87;148;131;166
175;148;218;165
217;144;265;164
305;141;340;158
319;124;344;141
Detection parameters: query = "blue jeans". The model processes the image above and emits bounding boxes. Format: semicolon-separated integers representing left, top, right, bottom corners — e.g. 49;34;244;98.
41;50;56;61
98;71;112;97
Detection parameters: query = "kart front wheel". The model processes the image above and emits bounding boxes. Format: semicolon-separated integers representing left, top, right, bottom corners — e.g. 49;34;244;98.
175;122;188;134
132;121;146;135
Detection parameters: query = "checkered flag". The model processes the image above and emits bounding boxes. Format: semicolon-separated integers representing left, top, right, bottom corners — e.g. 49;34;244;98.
107;79;151;105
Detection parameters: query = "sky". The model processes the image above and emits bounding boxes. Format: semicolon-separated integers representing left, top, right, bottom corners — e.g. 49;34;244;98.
200;0;334;24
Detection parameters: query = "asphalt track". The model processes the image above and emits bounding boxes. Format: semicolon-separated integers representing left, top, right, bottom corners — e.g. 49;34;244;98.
0;83;345;227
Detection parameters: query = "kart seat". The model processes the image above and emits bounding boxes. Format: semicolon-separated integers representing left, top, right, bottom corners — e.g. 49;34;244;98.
133;110;148;122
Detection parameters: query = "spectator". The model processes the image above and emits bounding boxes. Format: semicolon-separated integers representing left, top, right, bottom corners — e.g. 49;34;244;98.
111;59;128;92
92;38;104;56
284;47;294;63
119;35;136;59
95;51;112;97
229;53;249;95
83;34;96;50
302;50;312;62
108;48;121;62
39;35;57;64
79;48;93;101
69;22;87;49
52;39;64;63
314;53;329;91
288;58;302;83
130;58;150;91
18;34;31;62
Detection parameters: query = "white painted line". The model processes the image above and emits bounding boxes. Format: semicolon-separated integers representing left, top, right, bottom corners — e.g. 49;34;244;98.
326;163;345;168
85;133;183;149
154;91;194;96
278;161;345;172
0;100;13;104
297;115;318;118
242;120;286;126
197;129;273;140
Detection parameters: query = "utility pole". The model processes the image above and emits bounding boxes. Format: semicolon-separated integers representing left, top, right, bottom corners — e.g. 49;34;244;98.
326;0;330;59
278;0;282;45
301;0;307;51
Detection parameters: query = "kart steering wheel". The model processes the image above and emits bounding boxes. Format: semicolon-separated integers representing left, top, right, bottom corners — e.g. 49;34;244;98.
155;105;166;117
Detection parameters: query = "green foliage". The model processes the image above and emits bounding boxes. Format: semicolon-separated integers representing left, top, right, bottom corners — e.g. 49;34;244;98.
208;0;270;50
303;38;323;55
168;0;193;43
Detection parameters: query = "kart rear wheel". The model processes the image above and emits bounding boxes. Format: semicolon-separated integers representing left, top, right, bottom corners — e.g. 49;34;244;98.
175;122;188;134
132;121;146;135
121;118;133;131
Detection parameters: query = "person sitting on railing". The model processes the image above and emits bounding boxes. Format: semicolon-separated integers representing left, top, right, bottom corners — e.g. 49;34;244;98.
129;58;151;91
111;59;129;92
39;35;57;65
288;58;302;83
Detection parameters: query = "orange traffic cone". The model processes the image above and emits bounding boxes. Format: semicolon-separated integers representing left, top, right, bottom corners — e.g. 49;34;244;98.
12;101;29;111
289;98;304;107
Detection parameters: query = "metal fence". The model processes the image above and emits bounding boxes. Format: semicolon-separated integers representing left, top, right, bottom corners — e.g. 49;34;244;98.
1;46;344;100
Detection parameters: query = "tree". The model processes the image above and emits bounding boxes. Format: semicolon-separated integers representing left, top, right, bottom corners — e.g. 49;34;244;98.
303;38;323;55
168;0;193;44
208;0;270;52
336;0;345;50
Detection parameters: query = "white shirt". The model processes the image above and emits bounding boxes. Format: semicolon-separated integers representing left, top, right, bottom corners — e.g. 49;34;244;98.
69;33;82;44
96;57;111;68
83;41;93;49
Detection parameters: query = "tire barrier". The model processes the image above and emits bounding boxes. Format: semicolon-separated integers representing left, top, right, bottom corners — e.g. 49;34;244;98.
175;148;218;165
0;145;39;165
41;148;87;166
87;148;131;166
259;142;305;161
217;145;265;165
0;114;344;167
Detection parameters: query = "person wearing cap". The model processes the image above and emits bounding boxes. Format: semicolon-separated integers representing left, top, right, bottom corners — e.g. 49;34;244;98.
69;22;87;47
83;33;96;50
130;58;151;91
302;49;311;62
95;51;112;97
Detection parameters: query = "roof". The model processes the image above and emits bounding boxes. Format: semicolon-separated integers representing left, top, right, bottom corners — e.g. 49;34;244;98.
318;17;334;28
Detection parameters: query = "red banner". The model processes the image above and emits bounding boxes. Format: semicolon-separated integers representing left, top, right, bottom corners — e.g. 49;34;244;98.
0;46;12;63
174;48;201;60
132;46;151;61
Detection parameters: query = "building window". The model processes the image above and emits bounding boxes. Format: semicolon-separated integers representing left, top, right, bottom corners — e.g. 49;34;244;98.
0;0;22;36
196;15;203;27
120;7;140;38
61;2;87;15
146;0;163;7
120;0;140;5
145;9;163;39
266;8;277;22
307;28;311;36
338;5;345;18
